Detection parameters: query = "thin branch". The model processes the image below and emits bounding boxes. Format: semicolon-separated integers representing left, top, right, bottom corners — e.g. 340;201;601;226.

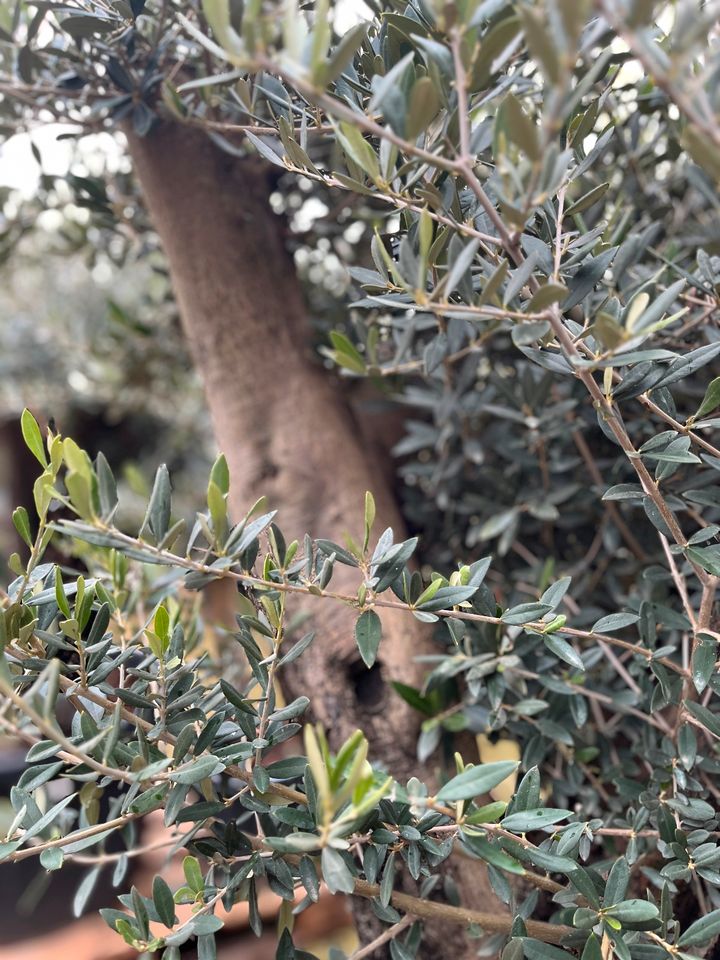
571;427;647;561
661;535;697;630
7;811;145;864
254;55;461;177
43;522;690;675
348;915;414;960
351;878;572;944
698;577;718;631
0;676;135;784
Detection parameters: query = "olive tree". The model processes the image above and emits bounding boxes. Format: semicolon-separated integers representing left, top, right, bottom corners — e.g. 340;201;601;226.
3;1;720;958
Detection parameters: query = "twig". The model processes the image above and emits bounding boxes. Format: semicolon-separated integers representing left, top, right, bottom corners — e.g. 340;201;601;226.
348;915;414;960
572;427;647;561
351;878;572;944
7;812;145;863
0;676;135;785
46;522;690;676
661;535;697;630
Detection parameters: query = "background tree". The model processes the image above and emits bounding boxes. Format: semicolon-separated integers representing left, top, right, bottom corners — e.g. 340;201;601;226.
3;1;720;959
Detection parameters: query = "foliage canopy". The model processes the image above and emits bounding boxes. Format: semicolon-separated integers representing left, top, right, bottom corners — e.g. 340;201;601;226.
3;0;720;958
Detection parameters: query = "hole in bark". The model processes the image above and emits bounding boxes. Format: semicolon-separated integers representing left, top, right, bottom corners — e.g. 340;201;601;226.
348;660;385;710
260;459;279;480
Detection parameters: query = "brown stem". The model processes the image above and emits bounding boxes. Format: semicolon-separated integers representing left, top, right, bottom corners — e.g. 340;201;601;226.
698;577;718;631
43;523;692;676
571;427;647;561
352;879;572;944
547;311;696;562
348;916;414;960
660;536;697;630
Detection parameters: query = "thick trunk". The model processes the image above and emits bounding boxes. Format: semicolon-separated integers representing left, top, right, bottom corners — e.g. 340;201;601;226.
126;120;498;956
126;120;427;768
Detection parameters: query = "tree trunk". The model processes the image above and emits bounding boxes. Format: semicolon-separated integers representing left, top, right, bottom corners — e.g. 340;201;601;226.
126;120;498;956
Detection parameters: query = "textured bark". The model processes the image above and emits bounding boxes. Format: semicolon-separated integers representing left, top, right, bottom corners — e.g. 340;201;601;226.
126;120;498;956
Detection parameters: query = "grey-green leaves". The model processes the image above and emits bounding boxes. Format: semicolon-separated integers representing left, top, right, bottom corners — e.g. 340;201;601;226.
8;1;720;956
501;808;570;832
140;464;171;544
435;761;519;802
355;609;382;668
691;631;718;693
152;875;176;928
690;376;720;424
169;755;224;784
321;847;355;894
499;93;540;161
678;909;720;947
